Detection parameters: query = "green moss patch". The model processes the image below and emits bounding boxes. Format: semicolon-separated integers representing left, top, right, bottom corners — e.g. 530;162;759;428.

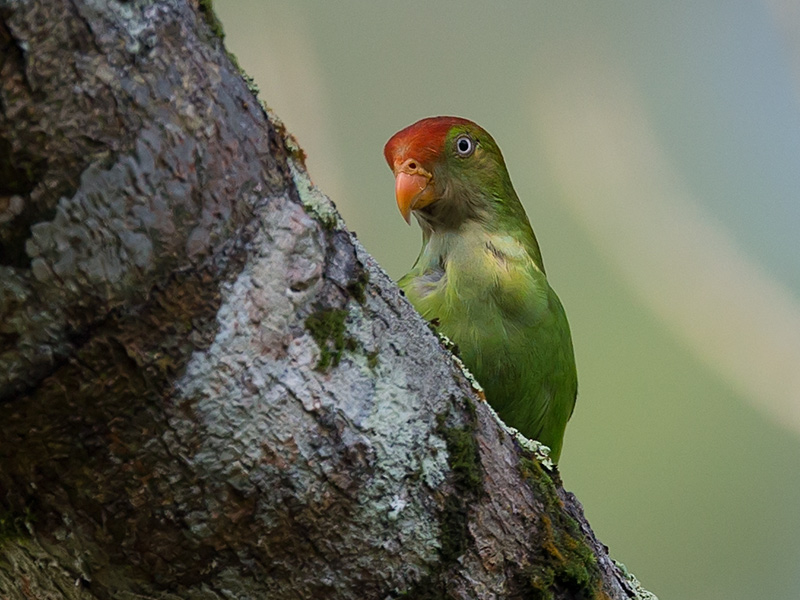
305;308;356;370
435;401;482;562
398;403;482;598
518;458;604;600
197;0;225;40
366;350;379;370
437;415;481;494
0;505;34;543
347;269;369;305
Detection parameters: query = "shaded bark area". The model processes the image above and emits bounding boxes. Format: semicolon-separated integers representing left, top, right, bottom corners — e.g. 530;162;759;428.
0;1;654;599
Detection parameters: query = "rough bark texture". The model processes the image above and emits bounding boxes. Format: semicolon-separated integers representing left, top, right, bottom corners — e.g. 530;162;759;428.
0;1;655;599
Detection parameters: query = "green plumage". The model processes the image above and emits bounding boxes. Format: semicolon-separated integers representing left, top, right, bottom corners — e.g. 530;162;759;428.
388;117;577;461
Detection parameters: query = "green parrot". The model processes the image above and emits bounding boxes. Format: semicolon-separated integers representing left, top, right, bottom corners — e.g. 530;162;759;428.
384;116;577;462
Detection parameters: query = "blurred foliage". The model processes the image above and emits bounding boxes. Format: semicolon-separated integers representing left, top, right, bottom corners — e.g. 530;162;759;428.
216;2;800;599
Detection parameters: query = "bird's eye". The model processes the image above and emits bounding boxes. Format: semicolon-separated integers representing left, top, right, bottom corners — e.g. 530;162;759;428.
455;135;474;157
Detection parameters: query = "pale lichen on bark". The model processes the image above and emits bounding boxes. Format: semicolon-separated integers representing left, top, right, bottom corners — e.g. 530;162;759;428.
163;189;461;595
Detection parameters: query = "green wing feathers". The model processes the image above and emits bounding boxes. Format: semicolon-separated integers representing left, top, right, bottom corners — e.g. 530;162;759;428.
400;227;577;462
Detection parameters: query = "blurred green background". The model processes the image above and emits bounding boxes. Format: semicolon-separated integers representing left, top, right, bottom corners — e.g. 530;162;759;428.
215;2;800;598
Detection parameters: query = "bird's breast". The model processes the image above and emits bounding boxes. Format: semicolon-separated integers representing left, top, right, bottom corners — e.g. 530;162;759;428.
406;229;549;342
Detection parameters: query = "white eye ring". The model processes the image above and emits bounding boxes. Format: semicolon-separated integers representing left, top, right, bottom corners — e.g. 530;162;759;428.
455;135;474;157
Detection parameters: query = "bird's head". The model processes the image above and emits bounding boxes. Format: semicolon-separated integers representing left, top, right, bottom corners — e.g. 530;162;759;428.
384;116;513;229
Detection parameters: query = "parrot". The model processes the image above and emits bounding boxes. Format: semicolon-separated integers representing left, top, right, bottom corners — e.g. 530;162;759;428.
384;116;577;462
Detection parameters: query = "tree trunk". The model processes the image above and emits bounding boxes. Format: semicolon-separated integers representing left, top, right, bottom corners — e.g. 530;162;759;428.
0;1;655;598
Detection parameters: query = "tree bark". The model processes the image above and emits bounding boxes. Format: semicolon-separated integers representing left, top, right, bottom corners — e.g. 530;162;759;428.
0;1;655;599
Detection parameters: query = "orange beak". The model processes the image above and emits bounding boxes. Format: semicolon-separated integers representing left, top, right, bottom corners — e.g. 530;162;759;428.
393;159;434;224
